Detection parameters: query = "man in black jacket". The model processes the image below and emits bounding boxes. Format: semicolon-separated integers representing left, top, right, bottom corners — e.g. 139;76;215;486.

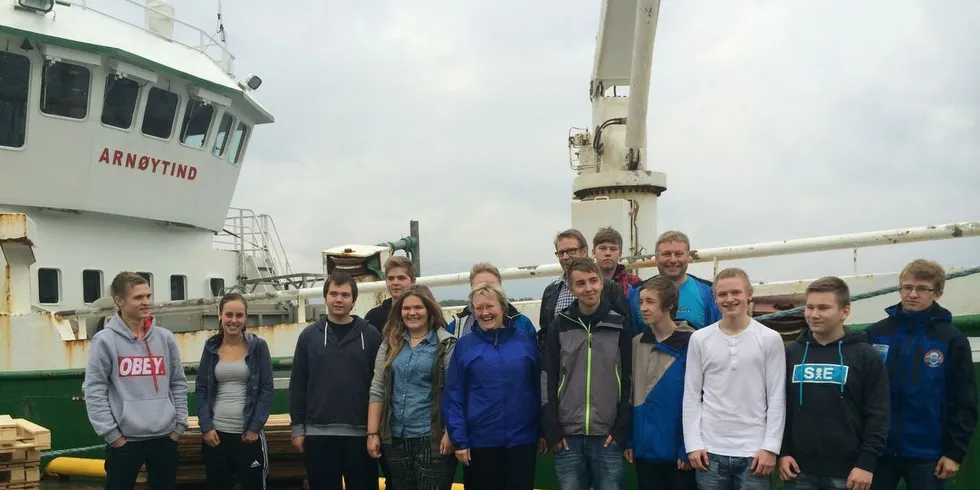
289;271;383;490
365;255;416;335
778;276;890;490
539;229;629;348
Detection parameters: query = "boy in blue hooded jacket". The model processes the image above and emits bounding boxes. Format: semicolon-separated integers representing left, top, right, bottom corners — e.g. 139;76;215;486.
865;259;978;490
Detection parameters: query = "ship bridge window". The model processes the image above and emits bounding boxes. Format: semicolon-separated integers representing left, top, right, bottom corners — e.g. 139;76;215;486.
179;98;214;148
170;274;187;301
38;268;61;304
101;75;141;129
209;278;225;296
211;113;233;157
142;87;178;139
0;52;30;148
40;60;91;119
228;122;250;165
136;272;153;291
83;269;103;304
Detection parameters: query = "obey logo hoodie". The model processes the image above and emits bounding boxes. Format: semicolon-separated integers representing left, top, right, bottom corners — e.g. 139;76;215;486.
82;314;189;444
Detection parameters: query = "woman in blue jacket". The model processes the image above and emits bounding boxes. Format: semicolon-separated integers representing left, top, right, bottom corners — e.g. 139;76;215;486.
195;293;274;490
442;282;543;490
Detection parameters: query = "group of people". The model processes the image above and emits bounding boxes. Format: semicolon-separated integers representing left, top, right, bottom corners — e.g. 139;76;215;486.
81;227;978;490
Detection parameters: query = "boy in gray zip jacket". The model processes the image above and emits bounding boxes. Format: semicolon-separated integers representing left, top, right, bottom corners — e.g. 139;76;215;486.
541;258;632;490
82;272;188;490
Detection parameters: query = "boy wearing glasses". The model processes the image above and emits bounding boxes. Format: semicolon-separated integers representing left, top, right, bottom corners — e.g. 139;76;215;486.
866;259;978;490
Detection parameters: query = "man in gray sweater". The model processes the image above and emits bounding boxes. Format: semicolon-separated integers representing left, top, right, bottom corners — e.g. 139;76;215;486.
82;272;188;490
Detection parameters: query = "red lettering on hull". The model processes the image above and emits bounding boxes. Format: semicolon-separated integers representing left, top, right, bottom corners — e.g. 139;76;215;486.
117;356;166;376
98;147;199;181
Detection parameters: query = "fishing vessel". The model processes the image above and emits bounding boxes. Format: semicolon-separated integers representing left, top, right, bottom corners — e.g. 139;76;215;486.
1;0;978;488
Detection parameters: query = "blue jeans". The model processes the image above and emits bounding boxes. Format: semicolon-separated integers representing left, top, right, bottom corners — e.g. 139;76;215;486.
694;453;772;490
871;456;945;490
785;473;848;490
552;435;624;490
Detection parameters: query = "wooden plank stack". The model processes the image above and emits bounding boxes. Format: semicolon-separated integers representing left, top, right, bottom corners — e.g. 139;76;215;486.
137;413;307;488
0;415;51;490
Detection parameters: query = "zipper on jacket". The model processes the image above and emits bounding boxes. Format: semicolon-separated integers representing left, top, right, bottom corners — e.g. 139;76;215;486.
585;325;593;436
557;361;566;396
614;362;621;399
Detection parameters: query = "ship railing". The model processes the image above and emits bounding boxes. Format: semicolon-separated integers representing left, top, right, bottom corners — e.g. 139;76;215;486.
56;220;980;324
69;0;235;75
214;207;293;282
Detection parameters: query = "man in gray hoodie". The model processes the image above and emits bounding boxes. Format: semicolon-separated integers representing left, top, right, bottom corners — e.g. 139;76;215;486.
82;272;188;490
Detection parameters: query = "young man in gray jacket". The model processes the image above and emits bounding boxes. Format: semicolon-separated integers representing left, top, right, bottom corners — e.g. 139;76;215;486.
82;272;188;490
541;258;633;490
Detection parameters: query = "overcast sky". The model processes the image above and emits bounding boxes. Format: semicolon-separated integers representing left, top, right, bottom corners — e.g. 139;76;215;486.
156;0;979;299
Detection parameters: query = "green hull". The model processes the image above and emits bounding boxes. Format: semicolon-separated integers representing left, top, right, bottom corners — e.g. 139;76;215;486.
3;315;980;488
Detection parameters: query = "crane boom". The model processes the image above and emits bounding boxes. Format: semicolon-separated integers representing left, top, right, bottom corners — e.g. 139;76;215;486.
568;0;666;259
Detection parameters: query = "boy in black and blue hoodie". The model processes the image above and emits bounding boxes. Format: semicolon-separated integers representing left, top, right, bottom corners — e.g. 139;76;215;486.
82;272;188;490
865;260;978;490
779;276;890;490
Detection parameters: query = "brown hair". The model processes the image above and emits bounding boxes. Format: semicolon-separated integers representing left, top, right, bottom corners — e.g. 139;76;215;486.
323;270;359;302
469;262;501;284
211;292;249;345
110;272;149;301
554;229;588;251
382;285;447;370
900;259;945;293
592;227;624;249
806;276;850;309
655;230;691;253
640;275;679;318
565;257;601;281
384;256;416;280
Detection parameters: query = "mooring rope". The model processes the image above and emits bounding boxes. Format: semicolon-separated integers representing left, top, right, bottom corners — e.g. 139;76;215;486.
755;265;980;321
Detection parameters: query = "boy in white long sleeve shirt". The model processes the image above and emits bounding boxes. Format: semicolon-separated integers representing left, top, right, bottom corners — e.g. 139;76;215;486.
683;267;786;490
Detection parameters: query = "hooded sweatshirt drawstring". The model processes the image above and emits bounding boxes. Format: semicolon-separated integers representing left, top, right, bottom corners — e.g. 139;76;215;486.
837;340;845;397
140;316;160;392
799;341;810;408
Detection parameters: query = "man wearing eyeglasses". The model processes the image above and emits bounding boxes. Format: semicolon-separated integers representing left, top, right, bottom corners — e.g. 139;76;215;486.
538;229;629;349
865;259;978;490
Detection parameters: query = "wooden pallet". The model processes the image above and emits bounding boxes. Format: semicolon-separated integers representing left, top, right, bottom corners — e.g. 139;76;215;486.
0;416;48;490
0;417;50;451
0;484;40;490
0;464;39;486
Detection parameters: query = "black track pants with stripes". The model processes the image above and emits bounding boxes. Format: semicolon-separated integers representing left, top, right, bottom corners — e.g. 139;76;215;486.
202;430;269;490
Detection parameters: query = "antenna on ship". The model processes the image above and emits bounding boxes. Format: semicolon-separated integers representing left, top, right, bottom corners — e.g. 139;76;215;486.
215;0;227;44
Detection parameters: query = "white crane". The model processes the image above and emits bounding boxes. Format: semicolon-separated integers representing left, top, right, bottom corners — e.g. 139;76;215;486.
569;0;666;259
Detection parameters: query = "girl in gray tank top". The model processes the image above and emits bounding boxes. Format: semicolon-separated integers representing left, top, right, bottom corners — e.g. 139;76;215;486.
195;293;274;490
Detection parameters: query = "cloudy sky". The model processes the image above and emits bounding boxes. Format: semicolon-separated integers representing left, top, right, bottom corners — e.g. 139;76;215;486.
157;0;979;299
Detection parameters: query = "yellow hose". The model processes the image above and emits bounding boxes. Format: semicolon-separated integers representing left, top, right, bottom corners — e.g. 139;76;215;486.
44;457;107;478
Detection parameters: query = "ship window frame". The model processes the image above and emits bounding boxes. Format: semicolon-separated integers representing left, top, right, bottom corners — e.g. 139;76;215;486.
227;121;251;165
100;74;142;131
0;50;31;149
178;97;215;149
136;271;154;292
170;274;187;301
39;59;91;121
209;278;225;297
211;112;234;157
38;267;61;305
141;86;180;140
82;269;104;304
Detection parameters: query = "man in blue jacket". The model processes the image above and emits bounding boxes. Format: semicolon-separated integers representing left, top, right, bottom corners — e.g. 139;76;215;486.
447;262;537;339
628;230;720;335
866;259;978;490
